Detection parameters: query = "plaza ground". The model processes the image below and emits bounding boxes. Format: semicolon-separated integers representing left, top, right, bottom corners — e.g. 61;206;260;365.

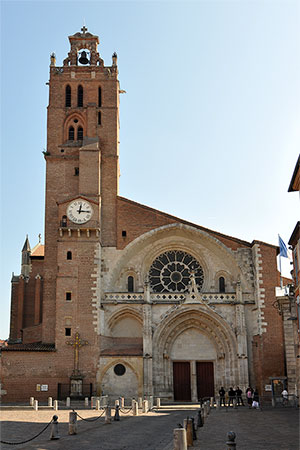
0;404;299;449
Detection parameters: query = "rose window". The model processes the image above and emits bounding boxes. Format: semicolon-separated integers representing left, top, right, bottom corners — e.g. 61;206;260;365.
149;250;204;292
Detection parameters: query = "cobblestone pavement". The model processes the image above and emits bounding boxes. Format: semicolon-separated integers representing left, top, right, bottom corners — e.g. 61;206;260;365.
193;406;299;450
1;405;299;449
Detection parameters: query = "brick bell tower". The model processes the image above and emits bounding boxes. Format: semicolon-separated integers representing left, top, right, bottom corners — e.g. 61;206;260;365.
42;24;120;373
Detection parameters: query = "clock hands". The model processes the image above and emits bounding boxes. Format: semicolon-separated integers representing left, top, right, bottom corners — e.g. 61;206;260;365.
76;204;91;214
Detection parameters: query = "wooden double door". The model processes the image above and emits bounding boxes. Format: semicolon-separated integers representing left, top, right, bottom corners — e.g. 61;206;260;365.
173;361;214;401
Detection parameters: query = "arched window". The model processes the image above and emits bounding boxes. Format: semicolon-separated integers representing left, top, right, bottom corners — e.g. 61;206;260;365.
61;215;67;227
77;127;83;140
128;276;134;292
219;276;225;293
77;85;83;107
67;251;72;260
68;126;74;141
98;87;102;107
65;85;71;107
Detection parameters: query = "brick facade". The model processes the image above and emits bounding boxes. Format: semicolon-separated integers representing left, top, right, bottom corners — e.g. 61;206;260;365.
1;28;289;403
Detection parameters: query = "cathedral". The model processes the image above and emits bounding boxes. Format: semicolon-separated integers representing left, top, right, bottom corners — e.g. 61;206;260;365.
1;28;288;403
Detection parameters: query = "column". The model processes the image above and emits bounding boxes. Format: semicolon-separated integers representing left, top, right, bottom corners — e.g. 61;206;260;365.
143;302;153;397
34;274;42;325
190;361;198;402
17;275;25;339
235;281;249;391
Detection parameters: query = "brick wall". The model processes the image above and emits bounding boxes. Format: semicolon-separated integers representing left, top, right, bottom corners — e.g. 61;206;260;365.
252;243;285;393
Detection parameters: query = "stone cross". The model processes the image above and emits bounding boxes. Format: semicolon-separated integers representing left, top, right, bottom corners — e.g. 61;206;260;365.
66;332;88;374
81;26;88;35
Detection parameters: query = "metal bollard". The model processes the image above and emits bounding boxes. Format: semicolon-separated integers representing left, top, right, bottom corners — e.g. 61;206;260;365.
30;397;34;406
191;417;197;440
142;399;149;413
119;396;125;408
226;431;237;449
206;400;210;415
114;404;120;421
156;397;161;408
210;396;214;407
183;418;193;447
96;399;100;410
48;397;53;407
69;411;77;435
132;400;139;416
138;397;143;408
34;400;38;411
66;396;71;408
197;409;203;427
50;415;60;440
173;427;187;450
54;400;58;411
233;398;237;409
84;397;89;408
105;406;112;424
201;407;205;424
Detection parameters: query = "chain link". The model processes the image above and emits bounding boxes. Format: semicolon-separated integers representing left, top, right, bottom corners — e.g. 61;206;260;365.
74;409;105;421
1;418;53;446
120;407;133;414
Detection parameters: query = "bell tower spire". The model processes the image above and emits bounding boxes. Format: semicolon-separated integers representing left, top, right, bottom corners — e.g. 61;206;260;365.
21;235;31;277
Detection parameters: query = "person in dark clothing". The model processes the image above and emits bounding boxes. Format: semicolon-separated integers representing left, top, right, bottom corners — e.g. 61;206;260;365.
219;387;226;406
228;387;235;406
236;386;244;405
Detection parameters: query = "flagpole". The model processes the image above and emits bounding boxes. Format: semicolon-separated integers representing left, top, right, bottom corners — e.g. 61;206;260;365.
278;234;283;288
279;253;283;288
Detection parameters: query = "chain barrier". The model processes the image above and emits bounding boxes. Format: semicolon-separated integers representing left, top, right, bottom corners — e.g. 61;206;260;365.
74;408;105;422
120;407;133;414
1;418;53;446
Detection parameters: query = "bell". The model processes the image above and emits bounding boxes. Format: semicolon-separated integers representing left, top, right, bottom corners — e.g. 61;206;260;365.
78;51;89;65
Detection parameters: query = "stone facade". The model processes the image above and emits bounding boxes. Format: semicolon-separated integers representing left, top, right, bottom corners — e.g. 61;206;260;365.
1;28;289;403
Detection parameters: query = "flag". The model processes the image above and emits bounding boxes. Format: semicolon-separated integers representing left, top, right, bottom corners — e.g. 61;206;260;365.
278;235;288;258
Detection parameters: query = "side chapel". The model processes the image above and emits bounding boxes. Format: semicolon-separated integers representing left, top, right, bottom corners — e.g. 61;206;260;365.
1;28;288;402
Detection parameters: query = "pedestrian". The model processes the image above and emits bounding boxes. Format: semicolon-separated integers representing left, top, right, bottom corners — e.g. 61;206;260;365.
252;389;260;409
219;387;226;406
281;388;288;406
246;387;253;408
236;386;244;406
228;387;235;406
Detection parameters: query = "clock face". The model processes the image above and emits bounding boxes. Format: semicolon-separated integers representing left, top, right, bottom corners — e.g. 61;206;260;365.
67;200;94;224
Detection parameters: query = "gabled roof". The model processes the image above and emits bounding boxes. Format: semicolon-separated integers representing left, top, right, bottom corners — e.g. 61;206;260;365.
288;221;300;246
31;243;44;257
118;196;278;251
288;154;300;192
2;342;55;352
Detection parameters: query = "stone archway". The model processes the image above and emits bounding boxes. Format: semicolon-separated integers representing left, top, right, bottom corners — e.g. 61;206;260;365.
152;305;239;400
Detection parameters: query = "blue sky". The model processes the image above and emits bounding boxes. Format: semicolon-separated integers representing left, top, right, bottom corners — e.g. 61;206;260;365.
1;0;299;339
